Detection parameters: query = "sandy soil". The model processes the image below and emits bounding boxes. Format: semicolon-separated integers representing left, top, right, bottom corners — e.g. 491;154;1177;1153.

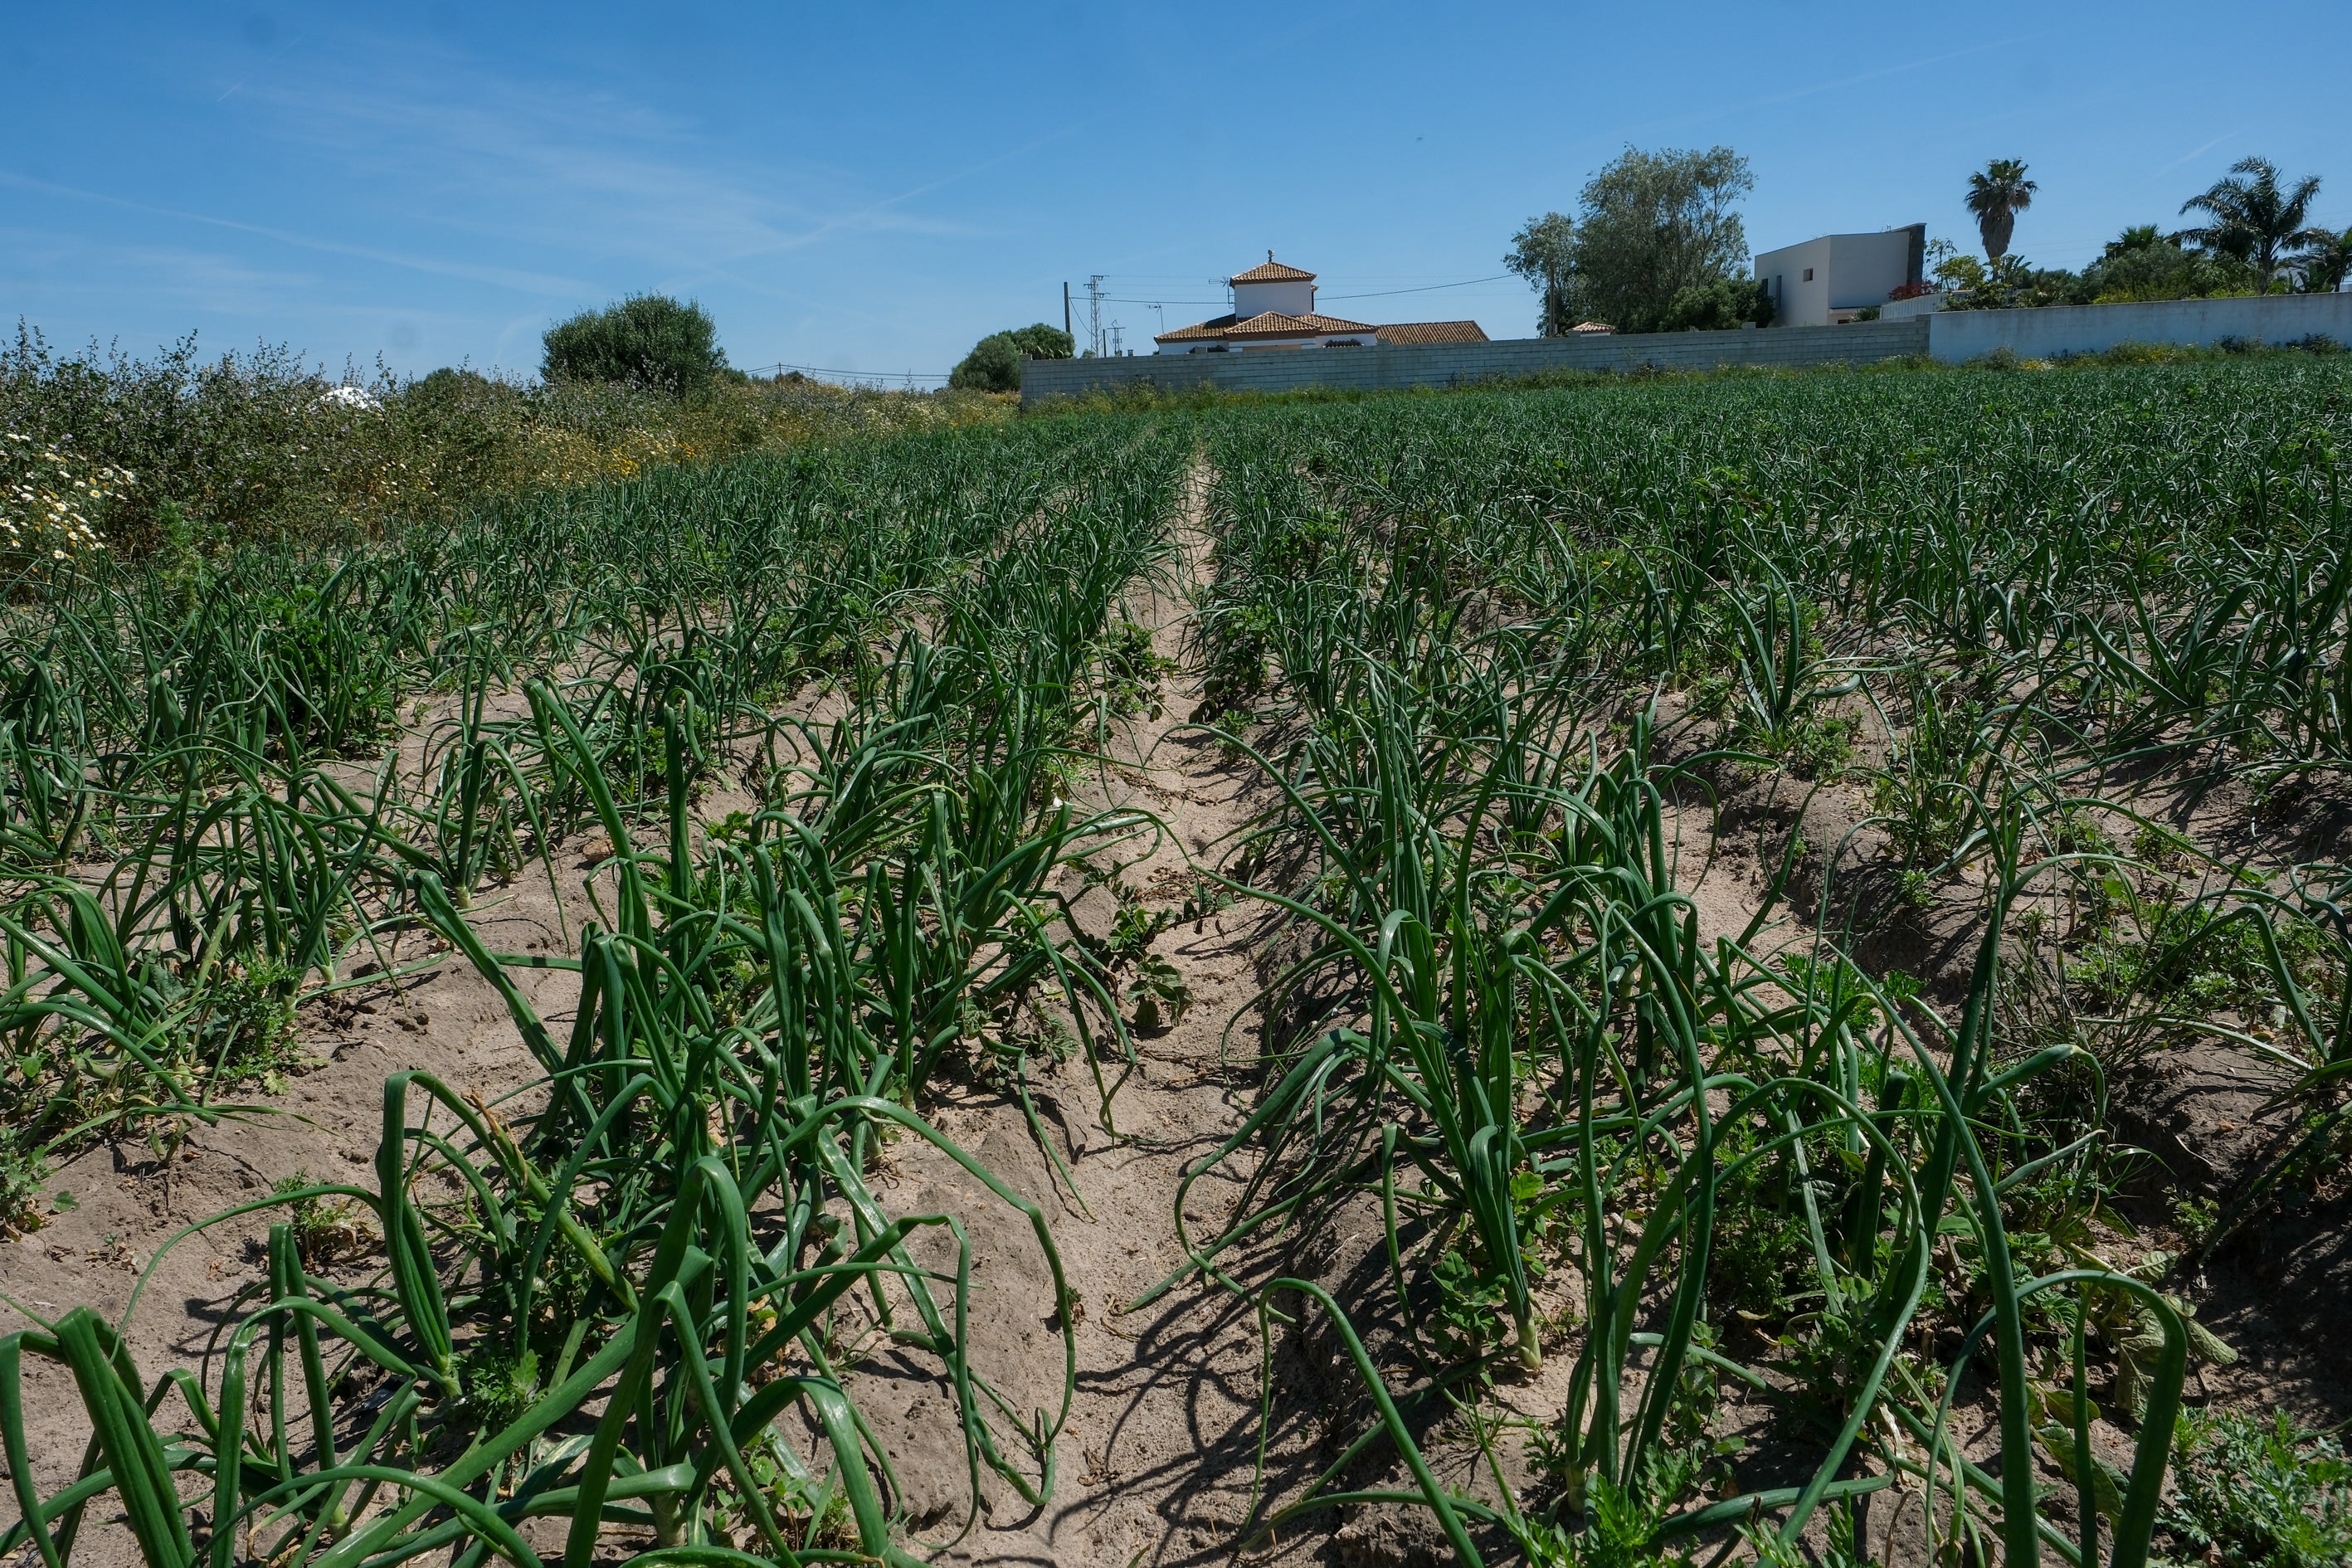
10;470;2351;1568
0;479;1407;1566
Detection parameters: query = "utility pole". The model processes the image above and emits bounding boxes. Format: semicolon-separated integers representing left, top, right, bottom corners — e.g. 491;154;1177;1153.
1063;281;1072;341
1110;321;1123;356
1087;275;1106;358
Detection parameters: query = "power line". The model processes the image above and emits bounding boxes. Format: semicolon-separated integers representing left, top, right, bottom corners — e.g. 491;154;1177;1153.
1090;274;1515;309
746;362;952;385
1323;274;1514;300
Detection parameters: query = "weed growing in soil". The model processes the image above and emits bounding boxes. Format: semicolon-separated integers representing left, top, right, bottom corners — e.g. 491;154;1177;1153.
2159;1408;2352;1568
0;414;1191;1566
1183;355;2352;1568
10;353;2352;1568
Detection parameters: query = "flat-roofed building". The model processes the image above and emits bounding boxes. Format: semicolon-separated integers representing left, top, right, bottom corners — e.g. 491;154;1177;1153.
1755;225;1926;326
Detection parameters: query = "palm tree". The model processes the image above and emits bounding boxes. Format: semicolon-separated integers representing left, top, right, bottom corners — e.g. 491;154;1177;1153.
2300;227;2352;295
2174;157;2331;291
1965;159;2037;263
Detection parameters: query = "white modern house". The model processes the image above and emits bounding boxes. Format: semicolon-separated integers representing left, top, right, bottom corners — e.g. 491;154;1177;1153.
1755;225;1928;326
1155;256;1488;353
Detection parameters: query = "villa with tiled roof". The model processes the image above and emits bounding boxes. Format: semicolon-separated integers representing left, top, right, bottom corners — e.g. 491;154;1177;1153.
1153;255;1488;353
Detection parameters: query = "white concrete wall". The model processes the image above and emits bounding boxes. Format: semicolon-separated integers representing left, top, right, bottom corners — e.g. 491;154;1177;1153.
1035;292;2352;403
1025;319;1932;402
1231;279;1316;318
1825;231;1916;309
1756;237;1833;326
1165;331;1372;354
1925;292;2352;362
1758;230;1921;324
1878;291;1948;320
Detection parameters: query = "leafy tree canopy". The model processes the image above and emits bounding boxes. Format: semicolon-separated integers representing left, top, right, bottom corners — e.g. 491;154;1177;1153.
1503;212;1577;337
1658;278;1773;333
1566;145;1755;334
2079;229;2258;303
948;323;1075;392
542;295;728;396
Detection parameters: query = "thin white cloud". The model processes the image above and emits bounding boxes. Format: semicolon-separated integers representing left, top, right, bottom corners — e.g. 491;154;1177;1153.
1592;36;2036;149
217;38;1025;292
0;169;597;297
0;227;323;316
2163;129;2247;171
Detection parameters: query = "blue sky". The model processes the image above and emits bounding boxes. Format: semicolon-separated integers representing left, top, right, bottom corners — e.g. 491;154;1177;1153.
5;2;2348;382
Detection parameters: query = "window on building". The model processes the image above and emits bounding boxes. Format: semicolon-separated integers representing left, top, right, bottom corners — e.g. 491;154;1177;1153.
1803;267;1815;281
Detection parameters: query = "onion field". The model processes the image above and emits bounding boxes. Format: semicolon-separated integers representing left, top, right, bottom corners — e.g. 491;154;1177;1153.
6;353;2352;1567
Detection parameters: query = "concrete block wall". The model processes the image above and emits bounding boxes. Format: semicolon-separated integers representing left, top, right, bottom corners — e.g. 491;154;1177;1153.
1923;291;2352;363
1019;319;1931;403
1017;292;2352;404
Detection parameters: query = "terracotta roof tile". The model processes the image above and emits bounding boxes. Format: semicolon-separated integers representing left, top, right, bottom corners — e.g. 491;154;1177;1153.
1374;319;1489;345
1155;314;1239;342
1230;260;1317;283
1227;310;1373;337
1154;310;1376;343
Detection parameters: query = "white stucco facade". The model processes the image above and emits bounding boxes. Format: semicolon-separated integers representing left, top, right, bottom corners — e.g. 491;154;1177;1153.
1755;226;1926;326
1230;276;1317;318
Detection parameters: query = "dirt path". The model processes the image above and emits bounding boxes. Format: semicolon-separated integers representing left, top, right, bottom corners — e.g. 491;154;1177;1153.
897;476;1342;1567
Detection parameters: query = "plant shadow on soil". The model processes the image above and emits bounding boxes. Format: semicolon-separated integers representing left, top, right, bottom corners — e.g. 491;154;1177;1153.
14;466;2352;1568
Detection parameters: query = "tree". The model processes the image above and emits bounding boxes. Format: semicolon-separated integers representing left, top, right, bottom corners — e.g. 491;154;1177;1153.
1504;212;1577;336
542;295;726;395
1965;159;2037;263
2301;228;2352;295
2075;225;2257;303
947;323;1074;392
1657;278;1772;332
2175;158;2332;291
1566;145;1755;334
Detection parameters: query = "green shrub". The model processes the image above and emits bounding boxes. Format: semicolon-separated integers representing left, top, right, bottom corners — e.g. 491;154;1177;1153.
949;323;1075;392
2077;231;2260;303
1942;254;2082;309
541;294;728;394
1658;277;1772;332
0;327;1010;549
